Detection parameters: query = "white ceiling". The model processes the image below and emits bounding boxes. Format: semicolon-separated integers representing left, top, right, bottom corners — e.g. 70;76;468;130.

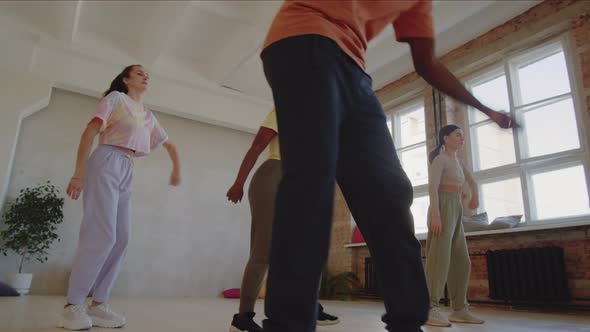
0;0;541;131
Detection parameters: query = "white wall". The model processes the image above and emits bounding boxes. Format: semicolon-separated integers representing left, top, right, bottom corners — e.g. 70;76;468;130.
0;70;52;212
0;20;271;135
0;89;259;298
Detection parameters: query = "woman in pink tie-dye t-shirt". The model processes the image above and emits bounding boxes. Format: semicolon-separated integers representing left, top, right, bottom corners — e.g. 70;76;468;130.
59;65;181;330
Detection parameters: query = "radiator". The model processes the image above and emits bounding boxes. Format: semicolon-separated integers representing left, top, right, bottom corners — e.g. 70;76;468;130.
486;247;569;302
364;257;382;297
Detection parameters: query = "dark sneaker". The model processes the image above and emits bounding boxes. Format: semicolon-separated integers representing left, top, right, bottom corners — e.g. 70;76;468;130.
230;312;262;332
317;304;340;326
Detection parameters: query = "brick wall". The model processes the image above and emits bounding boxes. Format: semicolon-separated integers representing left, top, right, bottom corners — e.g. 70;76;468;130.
327;185;353;275
459;226;590;304
329;0;590;305
349;226;590;304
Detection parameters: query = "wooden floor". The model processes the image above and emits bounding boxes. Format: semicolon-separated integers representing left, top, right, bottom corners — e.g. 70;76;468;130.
1;296;588;332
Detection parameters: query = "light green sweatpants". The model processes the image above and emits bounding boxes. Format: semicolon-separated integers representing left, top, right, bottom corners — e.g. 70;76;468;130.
425;191;471;310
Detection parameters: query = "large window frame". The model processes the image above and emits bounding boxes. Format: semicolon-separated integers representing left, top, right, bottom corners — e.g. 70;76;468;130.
464;35;590;228
386;99;430;234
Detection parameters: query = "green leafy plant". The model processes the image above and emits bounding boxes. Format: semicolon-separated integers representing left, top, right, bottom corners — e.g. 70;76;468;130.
319;267;360;300
0;181;64;273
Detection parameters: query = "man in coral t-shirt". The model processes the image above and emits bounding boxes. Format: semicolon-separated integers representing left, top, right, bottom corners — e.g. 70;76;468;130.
259;1;516;332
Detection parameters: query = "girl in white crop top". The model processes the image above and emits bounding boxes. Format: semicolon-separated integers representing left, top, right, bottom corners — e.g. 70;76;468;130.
424;125;484;326
61;65;181;330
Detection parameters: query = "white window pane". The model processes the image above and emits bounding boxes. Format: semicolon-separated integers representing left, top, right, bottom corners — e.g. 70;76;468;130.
399;146;428;186
411;195;430;234
387;117;393;136
470;75;510;123
532;165;590;219
481;178;524;222
400;107;425;147
517;51;571;105
472;123;516;170
523;98;580;158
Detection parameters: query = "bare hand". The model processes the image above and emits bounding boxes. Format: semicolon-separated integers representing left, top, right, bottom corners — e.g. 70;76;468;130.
469;195;479;210
67;177;84;200
170;170;181;186
430;215;443;237
488;110;519;129
226;183;244;203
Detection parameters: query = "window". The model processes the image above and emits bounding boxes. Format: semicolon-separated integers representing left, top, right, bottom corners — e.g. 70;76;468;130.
411;195;430;234
479;177;524;222
387;101;430;233
466;37;589;226
388;103;428;186
530;163;590;220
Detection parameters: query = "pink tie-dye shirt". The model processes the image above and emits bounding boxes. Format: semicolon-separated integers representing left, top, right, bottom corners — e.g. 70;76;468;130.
92;91;168;157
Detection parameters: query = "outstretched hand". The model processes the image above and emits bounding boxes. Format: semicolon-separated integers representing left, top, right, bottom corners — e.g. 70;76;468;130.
488;110;519;129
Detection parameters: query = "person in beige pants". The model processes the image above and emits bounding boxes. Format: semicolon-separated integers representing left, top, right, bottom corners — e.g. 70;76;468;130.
226;110;339;332
425;125;484;327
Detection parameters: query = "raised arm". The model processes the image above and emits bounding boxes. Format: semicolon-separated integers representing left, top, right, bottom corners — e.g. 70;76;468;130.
407;38;517;129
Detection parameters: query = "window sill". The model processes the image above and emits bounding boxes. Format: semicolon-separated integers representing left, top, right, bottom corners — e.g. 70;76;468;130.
344;218;590;248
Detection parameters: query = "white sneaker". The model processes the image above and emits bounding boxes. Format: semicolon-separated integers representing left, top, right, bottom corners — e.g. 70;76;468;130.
60;304;92;330
448;307;485;324
425;307;451;327
87;303;126;328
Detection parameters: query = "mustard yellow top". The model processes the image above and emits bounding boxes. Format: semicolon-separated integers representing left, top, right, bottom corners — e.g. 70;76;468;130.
260;110;280;160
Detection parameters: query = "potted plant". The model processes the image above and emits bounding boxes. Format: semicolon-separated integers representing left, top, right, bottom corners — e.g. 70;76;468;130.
0;181;64;294
319;266;360;301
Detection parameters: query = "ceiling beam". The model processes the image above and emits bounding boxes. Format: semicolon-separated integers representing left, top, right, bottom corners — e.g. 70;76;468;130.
138;1;193;67
66;0;83;43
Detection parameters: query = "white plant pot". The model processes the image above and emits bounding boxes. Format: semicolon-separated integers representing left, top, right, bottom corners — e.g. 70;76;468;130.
6;273;33;295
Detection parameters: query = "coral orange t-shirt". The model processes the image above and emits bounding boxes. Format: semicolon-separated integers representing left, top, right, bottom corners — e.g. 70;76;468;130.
263;0;434;70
